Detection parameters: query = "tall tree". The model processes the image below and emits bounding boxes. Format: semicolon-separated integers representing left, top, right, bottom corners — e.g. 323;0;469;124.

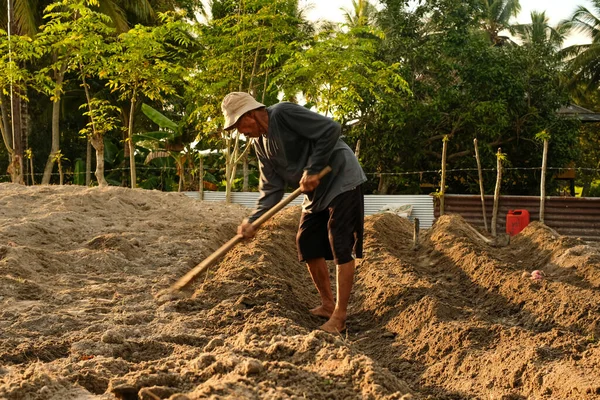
478;0;521;45
107;12;190;188
356;0;578;195
513;10;567;47
188;0;311;201
341;0;378;28
0;30;39;182
36;0;83;184
562;2;600;94
0;0;45;183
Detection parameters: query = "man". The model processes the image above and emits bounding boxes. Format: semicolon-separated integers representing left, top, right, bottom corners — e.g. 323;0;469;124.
221;92;367;333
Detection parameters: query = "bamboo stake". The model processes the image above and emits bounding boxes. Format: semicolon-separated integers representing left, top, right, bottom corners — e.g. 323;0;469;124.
412;218;420;251
491;148;503;237
474;138;488;232
29;155;35;185
540;138;548;224
440;136;449;216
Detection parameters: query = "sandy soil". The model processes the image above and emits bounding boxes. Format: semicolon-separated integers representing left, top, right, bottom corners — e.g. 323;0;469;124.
1;183;599;400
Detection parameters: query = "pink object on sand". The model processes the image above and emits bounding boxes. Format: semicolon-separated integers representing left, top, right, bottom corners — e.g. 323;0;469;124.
531;270;544;281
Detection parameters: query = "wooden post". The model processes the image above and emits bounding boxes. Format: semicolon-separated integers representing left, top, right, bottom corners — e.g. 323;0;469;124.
29;155;35;185
412;218;420;251
491;148;502;237
440;136;448;216
540;138;548;224
474;138;488;232
198;154;204;201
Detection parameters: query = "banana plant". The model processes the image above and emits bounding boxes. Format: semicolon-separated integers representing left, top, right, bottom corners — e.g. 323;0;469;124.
134;103;192;191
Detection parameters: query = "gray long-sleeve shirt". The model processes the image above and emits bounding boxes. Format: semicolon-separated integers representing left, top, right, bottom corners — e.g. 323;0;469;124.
247;102;367;223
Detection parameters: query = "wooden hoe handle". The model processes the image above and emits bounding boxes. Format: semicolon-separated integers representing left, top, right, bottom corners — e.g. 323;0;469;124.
170;166;332;292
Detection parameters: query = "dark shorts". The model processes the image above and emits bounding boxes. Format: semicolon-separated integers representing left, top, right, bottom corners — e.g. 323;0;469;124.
296;186;364;265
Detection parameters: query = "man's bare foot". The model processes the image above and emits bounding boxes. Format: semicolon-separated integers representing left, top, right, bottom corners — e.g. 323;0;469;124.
320;316;346;333
310;305;334;319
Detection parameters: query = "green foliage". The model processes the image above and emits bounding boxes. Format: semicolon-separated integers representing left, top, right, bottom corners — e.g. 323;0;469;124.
0;31;40;101
588;181;600;197
562;3;600;94
275;25;410;123
137;102;196;191
513;11;567;48
1;0;590;195
348;0;580;195
79;99;121;139
535;130;551;142
107;13;190;103
477;0;521;45
187;0;309;136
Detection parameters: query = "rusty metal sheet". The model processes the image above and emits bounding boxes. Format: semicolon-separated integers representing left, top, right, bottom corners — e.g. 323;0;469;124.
435;195;600;241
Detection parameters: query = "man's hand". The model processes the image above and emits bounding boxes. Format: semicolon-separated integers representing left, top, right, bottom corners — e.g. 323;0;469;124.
238;219;256;239
300;171;320;193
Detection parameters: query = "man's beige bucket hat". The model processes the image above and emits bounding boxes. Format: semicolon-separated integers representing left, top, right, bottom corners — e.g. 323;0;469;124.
221;92;266;130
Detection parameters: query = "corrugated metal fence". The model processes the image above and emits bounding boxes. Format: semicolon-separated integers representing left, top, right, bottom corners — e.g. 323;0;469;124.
183;192;435;228
435;195;600;241
182;192;600;240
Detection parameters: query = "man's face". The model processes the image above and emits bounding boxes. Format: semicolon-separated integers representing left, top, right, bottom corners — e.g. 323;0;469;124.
235;111;264;138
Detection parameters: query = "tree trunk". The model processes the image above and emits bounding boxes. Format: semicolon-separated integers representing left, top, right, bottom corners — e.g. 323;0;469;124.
225;133;234;203
225;133;244;203
23;98;30;185
90;134;107;187
0;94;14;157
474;138;488;232
377;173;391;194
42;60;68;184
177;158;184;192
11;89;24;184
412;218;420;251
18;93;29;184
540;139;548;224
492;148;502;237
440;136;448;216
242;151;249;192
581;180;591;197
5;2;24;184
82;75;108;187
29;155;35;185
58;160;63;185
127;95;137;189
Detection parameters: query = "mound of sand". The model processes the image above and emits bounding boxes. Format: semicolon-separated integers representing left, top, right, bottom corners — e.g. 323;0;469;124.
1;184;599;399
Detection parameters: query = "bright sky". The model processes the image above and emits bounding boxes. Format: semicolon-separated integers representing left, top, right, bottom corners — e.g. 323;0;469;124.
301;0;593;48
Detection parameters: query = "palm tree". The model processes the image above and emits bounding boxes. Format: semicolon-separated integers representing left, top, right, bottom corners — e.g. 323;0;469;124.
478;0;521;45
97;0;155;33
561;2;600;93
341;0;378;28
513;10;568;47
